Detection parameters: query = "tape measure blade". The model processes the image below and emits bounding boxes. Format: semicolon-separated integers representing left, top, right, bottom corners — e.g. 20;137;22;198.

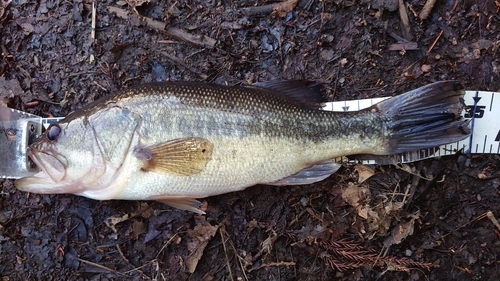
324;97;388;112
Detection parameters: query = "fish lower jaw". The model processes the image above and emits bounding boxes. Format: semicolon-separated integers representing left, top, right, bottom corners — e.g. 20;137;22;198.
15;171;65;194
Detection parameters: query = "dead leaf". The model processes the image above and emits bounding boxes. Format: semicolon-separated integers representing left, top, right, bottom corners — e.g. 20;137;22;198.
358;207;369;219
253;229;278;262
186;218;219;273
104;203;155;234
15;17;34;35
421;64;432;73
137;202;154;219
132;219;147;240
384;200;404;214
0;0;11;22
355;165;375;183
271;0;299;18
105;214;130;233
247;219;261;235
341;185;398;238
125;0;150;8
341;184;370;207
383;212;419;248
0;77;23;106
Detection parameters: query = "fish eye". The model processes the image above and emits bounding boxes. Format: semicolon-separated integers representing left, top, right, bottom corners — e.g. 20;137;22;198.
46;124;61;141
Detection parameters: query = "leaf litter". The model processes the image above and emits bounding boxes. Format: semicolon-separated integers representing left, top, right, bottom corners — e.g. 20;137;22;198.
0;0;499;280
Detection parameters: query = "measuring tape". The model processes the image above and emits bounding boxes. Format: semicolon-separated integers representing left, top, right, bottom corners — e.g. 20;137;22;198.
326;90;500;164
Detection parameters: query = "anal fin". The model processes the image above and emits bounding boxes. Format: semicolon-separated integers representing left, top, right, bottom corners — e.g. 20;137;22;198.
268;160;341;186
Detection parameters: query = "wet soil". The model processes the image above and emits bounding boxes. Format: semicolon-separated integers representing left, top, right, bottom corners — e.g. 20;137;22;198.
1;0;500;280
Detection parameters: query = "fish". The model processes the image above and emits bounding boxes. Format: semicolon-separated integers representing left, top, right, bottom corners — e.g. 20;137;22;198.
15;80;470;213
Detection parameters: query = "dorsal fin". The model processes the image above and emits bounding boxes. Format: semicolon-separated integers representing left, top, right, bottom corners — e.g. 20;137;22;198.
249;80;329;109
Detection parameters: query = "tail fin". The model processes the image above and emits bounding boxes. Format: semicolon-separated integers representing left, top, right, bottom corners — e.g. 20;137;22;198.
376;81;470;154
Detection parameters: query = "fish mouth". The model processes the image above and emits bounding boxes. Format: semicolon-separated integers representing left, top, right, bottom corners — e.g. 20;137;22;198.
15;147;68;193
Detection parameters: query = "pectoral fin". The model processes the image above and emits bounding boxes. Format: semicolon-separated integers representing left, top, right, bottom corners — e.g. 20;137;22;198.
134;137;213;176
268;160;341;186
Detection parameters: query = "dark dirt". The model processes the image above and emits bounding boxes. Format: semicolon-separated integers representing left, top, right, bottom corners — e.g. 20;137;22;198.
1;0;500;280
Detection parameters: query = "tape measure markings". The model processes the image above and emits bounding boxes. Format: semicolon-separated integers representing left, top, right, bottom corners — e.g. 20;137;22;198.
468;91;479;153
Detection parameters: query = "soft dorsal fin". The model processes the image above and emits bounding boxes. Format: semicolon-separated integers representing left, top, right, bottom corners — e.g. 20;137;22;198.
249;80;329;109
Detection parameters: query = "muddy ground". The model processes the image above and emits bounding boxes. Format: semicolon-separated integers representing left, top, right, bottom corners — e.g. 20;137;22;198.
1;0;500;280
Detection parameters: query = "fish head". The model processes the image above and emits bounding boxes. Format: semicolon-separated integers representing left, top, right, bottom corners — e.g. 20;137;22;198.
16;118;105;194
16;106;140;197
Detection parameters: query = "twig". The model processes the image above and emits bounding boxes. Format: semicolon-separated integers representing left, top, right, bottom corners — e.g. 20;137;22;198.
248;261;296;272
387;30;418;51
426;29;443;55
242;0;299;17
398;0;412;41
116;244;129;263
165;26;216;49
107;6;216;49
389;42;418;51
456;212;489;230
91;81;108;91
122;260;157;274
76;257;127;276
219;223;249;281
220;225;235;281
90;1;97;63
404;162;423;210
450;0;459;14
419;0;437;20
486;211;500;231
454;265;472;274
91;1;96;39
154;233;180;260
160;51;208;80
241;4;274;15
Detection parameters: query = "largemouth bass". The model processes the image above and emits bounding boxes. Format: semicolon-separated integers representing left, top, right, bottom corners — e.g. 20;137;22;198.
16;80;469;213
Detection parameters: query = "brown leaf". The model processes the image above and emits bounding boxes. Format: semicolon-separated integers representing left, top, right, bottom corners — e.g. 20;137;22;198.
132;219;147;240
0;0;11;21
341;184;370;207
137;202;154;219
383;213;419;247
125;0;150;8
105;213;130;233
0;77;24;106
271;0;299;18
186;218;219;273
354;165;375;184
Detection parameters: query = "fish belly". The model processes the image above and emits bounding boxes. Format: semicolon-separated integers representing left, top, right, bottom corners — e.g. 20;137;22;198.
117;135;319;199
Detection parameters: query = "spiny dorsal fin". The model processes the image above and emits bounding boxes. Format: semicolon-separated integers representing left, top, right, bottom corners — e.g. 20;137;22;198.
249;80;329;109
133;137;213;176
